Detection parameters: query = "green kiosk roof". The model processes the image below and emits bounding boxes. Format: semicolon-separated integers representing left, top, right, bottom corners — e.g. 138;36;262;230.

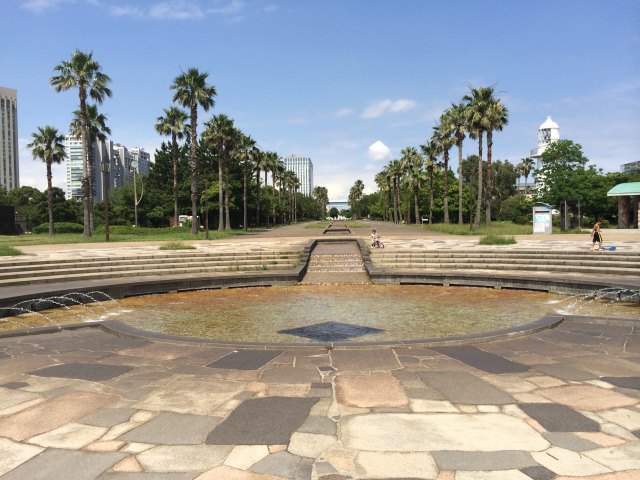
607;182;640;196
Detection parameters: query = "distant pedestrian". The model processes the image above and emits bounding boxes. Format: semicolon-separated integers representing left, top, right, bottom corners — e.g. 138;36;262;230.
591;220;603;252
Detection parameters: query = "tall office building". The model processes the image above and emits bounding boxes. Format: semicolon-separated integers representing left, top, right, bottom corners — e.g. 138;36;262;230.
130;147;151;176
65;136;123;201
282;155;313;196
0;87;19;191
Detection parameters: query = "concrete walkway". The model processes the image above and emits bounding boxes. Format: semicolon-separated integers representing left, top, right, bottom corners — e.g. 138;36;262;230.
0;223;639;479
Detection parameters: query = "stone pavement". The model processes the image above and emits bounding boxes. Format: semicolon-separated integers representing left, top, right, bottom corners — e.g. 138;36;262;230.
0;222;639;479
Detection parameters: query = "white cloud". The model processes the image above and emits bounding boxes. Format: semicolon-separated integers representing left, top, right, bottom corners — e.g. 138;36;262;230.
149;1;205;20
109;5;144;17
362;99;417;119
335;108;353;118
207;0;244;15
367;140;392;162
21;0;64;14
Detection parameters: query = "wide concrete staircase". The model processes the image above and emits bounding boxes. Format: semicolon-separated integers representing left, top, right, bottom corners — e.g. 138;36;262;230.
0;249;303;287
300;241;370;284
369;249;640;278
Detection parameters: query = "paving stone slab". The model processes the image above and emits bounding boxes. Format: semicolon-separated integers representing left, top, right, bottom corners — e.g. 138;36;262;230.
519;465;556;480
1;381;29;389
341;413;549;451
136;445;233;472
0;390;118;441
29;362;133;381
207;350;283;370
531;446;612;476
584;442;640;470
97;474;196;480
259;366;321;384
206;396;318;445
78;408;138;427
431;450;537;470
355;451;438;479
0;437;43;477
600;376;640;390
531;363;596;381
298;415;337;435
519;403;600;432
0;448;126;480
0;351;9;359
417;371;515;405
432;346;529;374
330;349;401;371
336;373;408;408
538;384;638;411
120;412;222;444
542;432;600;451
250;451;304;478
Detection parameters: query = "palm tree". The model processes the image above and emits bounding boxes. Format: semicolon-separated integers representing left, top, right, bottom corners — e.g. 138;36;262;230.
50;49;112;237
155;106;189;228
518;157;535;195
420;139;440;225
236;134;257;231
27;126;66;235
349;179;365;219
388;159;403;224
312;186;329;219
434;116;455;224
254;150;267;226
484;93;509;225
171;68;217;234
70;103;111;232
463;85;493;228
446;103;469;224
202;114;235;230
401;146;423;224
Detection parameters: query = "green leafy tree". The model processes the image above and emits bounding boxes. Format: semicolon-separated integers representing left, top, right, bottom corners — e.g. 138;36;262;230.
171;68;217;234
26;126;67;235
50;49;112;237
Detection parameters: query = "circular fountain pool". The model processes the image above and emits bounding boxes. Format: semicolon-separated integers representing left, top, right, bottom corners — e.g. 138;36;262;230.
3;285;638;344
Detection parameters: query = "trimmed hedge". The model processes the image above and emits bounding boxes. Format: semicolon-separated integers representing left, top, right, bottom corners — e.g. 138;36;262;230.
33;222;84;234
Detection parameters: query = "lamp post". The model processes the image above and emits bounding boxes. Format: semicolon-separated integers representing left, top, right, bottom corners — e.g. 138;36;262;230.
130;159;143;227
102;158;110;241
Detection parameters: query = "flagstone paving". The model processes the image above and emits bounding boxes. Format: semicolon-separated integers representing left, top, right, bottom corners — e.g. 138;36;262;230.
0;312;637;479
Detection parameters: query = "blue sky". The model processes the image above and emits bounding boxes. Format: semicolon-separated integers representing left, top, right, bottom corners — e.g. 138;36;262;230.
4;0;639;200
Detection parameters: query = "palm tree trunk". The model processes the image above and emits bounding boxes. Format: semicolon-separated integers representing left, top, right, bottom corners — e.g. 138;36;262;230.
190;106;199;235
485;130;493;226
47;162;54;235
414;188;420;225
457;142;463;225
443;149;450;223
474;133;483;229
243;170;248;231
429;171;434;224
255;169;261;226
218;151;224;231
88;142;95;233
79;90;91;237
172;134;178;227
224;187;231;230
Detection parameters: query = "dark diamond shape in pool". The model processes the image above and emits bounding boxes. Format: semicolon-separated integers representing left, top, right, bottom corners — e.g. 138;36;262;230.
278;321;384;342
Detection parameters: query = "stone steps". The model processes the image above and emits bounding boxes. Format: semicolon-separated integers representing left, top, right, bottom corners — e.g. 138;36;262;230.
370;249;640;277
0;250;302;287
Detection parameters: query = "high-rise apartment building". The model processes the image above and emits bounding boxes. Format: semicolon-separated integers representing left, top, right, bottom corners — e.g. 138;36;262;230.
281;155;313;196
0;87;19;191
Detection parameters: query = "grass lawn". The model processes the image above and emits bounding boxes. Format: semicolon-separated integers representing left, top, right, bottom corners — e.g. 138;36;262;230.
0;226;252;248
423;221;531;236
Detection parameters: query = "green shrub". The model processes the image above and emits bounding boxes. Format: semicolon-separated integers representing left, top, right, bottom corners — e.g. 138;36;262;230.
33;222;84;234
479;235;517;245
159;241;196;250
0;245;23;256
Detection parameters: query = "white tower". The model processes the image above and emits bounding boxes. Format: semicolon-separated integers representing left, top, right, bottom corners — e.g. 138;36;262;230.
530;116;560;170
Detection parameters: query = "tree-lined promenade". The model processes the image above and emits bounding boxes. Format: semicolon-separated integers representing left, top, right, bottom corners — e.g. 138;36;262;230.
6;50;639;239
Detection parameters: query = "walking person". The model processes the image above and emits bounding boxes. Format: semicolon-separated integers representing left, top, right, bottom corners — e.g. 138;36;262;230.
591;220;603;252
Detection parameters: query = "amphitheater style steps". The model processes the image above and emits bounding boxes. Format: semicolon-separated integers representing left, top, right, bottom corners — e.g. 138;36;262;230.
0;250;302;287
370;249;640;277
